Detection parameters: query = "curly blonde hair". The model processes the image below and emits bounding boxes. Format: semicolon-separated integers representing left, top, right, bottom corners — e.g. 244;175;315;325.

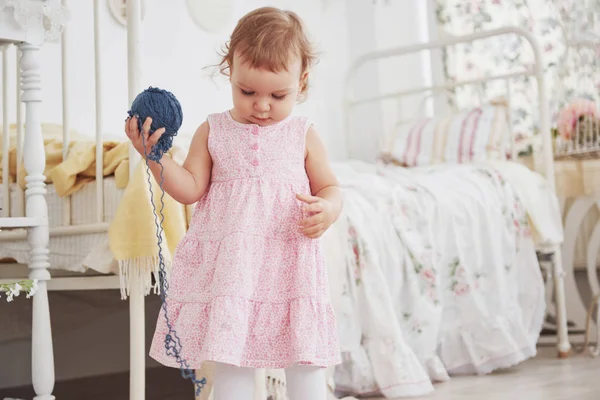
218;7;318;98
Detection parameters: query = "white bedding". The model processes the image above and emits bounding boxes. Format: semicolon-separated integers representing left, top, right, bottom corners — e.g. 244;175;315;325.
0;155;561;397
324;160;561;398
0;178;123;272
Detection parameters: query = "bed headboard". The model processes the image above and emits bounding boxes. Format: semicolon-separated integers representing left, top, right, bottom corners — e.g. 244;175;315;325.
1;0;143;223
342;26;556;191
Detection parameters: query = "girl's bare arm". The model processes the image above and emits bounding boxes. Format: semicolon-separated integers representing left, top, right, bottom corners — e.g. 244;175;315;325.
126;117;212;204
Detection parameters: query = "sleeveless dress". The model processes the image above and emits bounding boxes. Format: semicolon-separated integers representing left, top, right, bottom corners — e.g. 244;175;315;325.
149;110;341;369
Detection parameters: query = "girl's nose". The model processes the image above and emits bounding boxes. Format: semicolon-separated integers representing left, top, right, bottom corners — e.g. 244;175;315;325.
254;98;270;113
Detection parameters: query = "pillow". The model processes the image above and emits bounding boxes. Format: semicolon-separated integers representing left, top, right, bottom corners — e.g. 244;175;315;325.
381;102;511;167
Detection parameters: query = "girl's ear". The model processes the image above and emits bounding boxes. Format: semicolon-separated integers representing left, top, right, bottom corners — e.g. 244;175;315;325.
299;70;309;93
297;71;310;102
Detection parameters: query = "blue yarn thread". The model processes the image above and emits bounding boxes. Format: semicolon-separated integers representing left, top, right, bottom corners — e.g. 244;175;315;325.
127;87;206;396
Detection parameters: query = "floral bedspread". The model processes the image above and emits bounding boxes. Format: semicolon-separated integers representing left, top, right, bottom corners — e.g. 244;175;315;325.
324;161;548;398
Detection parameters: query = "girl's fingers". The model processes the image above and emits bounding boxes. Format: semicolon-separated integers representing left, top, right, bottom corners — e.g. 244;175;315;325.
306;229;324;239
125;116;165;156
142;117;153;135
298;213;323;227
303;202;323;214
141;117;152;143
129;117;137;134
142;118;167;146
129;116;139;136
146;128;165;149
301;223;324;235
296;193;320;204
150;127;166;145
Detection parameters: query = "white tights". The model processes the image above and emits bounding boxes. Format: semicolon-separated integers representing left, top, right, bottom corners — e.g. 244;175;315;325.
212;362;326;400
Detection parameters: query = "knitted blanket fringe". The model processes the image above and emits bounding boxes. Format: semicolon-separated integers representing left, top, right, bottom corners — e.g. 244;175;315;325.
118;256;168;300
266;369;288;400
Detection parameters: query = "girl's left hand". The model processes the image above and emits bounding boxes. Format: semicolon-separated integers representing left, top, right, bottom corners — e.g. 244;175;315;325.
296;194;334;239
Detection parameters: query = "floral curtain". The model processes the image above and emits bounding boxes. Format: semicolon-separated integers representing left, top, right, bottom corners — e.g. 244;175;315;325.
435;0;600;155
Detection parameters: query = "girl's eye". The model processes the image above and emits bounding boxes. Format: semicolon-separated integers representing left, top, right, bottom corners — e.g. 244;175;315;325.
241;89;254;96
272;94;286;100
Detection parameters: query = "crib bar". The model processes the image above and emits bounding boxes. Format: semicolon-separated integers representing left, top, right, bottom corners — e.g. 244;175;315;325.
61;0;71;226
93;0;104;224
344;28;541;156
16;46;24;217
2;46;10;218
0;276;122;291
505;79;516;160
126;3;146;400
0;221;110;241
347;70;530;108
127;0;143;177
344;27;551;175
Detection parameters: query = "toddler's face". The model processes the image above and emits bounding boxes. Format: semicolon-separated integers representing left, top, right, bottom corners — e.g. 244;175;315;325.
230;53;305;126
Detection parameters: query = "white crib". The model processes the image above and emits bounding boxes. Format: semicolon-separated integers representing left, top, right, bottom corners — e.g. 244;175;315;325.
0;0;148;399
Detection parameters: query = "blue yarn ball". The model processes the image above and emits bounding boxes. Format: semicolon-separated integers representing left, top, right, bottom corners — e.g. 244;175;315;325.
127;87;183;162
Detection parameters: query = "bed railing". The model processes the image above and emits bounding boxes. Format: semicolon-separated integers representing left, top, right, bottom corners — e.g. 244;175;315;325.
1;0;141;237
343;26;556;192
343;26;570;358
0;1;147;399
1;43;24;219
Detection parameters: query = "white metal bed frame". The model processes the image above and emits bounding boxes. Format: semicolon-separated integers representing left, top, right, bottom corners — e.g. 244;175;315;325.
0;1;147;399
342;26;572;358
0;7;574;400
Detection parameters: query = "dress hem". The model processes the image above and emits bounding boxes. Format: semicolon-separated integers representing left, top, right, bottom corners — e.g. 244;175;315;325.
149;351;342;370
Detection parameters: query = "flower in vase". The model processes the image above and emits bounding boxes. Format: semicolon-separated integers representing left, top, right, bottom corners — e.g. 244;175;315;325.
557;99;598;140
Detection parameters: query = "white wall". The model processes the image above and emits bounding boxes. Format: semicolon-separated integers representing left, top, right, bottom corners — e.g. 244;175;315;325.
0;0;433;389
335;0;437;159
371;0;437;151
1;0;431;162
0;0;367;161
0;0;351;158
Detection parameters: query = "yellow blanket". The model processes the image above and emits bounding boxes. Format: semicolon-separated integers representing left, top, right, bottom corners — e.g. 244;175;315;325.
2;123;193;297
0;123;130;195
108;146;193;298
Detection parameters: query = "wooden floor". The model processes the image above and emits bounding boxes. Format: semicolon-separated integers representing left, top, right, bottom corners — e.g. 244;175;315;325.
398;345;600;400
1;346;599;400
0;367;194;400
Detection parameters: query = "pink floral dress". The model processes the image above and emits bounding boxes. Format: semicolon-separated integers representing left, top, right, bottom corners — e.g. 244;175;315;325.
149;110;341;369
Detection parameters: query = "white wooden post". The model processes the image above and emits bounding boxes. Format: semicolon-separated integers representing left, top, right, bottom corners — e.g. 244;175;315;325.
126;1;146;400
20;42;55;400
2;46;10;218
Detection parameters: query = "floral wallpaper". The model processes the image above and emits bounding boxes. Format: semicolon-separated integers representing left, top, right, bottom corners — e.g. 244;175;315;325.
435;0;600;155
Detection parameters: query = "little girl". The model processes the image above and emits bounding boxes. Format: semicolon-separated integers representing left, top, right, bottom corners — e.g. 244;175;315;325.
124;6;341;400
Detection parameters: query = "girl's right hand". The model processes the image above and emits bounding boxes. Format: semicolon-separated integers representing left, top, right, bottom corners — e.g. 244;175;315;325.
125;116;166;159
